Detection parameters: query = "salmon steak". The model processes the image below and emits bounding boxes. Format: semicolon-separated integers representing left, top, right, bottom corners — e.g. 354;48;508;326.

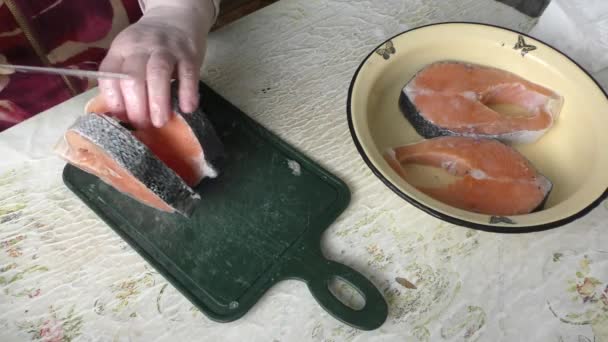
384;136;552;216
400;61;564;144
55;84;225;216
55;113;201;216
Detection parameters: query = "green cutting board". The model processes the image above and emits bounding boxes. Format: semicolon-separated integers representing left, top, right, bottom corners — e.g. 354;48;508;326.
62;83;388;330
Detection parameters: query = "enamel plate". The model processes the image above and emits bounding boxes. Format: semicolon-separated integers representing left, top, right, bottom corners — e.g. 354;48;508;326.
347;22;608;232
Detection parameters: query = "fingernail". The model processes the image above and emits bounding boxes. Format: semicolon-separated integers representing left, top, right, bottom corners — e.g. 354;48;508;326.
152;114;165;128
181;96;199;113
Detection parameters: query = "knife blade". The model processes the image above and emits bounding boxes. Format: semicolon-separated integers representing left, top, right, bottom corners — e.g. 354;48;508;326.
0;63;132;80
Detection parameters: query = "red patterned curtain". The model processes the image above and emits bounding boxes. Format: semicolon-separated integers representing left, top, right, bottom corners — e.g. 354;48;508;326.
0;0;142;131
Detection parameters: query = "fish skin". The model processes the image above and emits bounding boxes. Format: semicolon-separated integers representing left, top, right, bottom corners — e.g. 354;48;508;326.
400;91;453;138
170;82;225;180
65;113;200;216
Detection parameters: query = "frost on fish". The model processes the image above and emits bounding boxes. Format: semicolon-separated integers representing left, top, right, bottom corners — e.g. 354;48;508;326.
469;169;487;180
287;159;302;176
54;113;200;216
400;61;564;144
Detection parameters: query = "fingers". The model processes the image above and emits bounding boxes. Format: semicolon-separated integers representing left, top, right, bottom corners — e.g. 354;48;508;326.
99;52;197;128
147;52;176;127
98;54;126;120
177;58;200;113
120;54;150;128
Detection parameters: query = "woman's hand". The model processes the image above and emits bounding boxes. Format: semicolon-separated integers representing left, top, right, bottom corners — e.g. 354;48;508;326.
99;1;215;128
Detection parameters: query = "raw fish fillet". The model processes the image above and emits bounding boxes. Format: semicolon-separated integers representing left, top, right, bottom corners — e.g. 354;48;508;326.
385;136;552;216
85;88;224;187
55;113;200;216
400;61;564;144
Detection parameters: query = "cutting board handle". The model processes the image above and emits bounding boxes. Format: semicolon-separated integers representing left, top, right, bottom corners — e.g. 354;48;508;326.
285;254;388;330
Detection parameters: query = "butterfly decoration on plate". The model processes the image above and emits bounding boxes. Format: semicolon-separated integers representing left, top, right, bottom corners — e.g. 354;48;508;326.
513;35;536;57
375;40;396;60
489;216;516;224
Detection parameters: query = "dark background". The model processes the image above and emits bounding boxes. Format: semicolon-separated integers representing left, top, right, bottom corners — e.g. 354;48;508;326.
496;0;551;18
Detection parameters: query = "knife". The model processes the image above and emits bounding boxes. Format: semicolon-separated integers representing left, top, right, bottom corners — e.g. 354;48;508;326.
0;63;132;80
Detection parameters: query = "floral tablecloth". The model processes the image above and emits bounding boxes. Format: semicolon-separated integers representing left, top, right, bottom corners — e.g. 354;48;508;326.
1;0;607;341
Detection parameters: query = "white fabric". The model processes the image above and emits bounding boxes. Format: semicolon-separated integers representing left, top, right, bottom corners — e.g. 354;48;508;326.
530;0;608;74
138;0;221;21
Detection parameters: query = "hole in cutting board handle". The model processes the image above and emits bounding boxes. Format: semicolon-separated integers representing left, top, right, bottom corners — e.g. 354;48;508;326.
328;276;366;311
299;257;388;330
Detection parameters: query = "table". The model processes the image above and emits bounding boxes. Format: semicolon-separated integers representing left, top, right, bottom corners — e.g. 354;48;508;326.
1;1;607;341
